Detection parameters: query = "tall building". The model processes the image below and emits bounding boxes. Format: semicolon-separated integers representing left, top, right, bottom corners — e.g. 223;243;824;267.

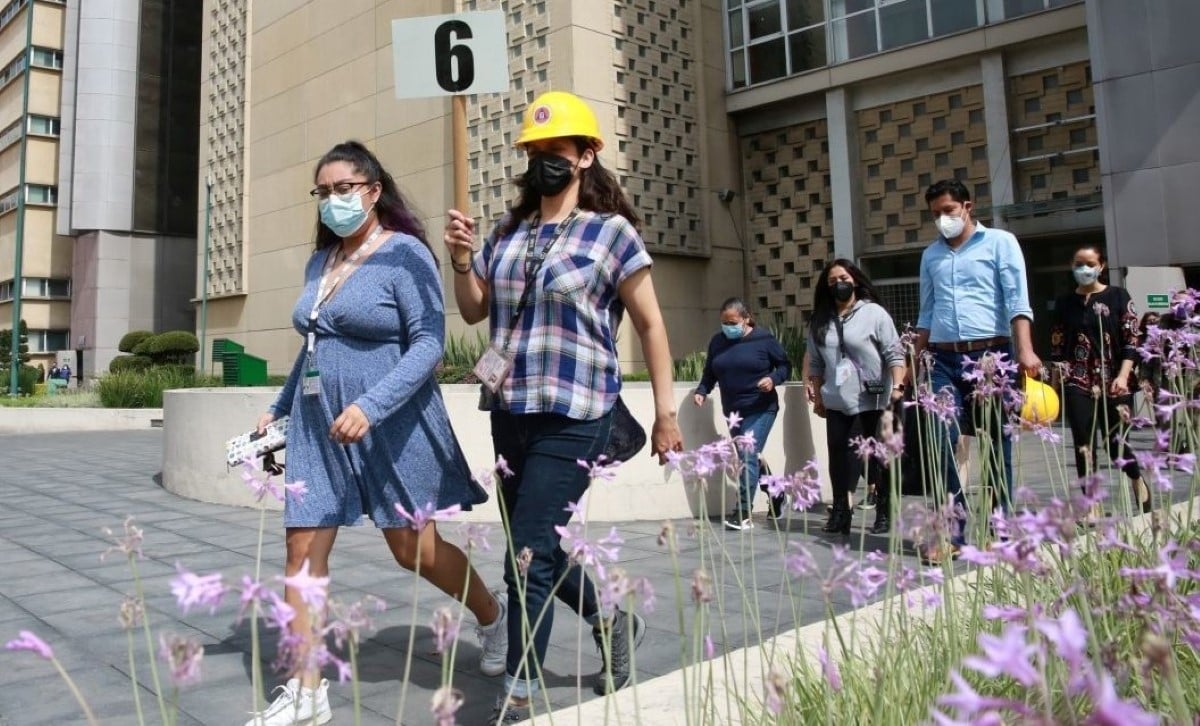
56;0;203;375
200;0;1199;372
0;0;71;371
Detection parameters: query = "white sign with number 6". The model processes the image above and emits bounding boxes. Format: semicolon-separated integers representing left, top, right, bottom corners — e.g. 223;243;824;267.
392;11;509;99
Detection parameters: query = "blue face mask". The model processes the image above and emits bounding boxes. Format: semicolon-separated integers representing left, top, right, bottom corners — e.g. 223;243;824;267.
721;323;744;340
319;191;371;237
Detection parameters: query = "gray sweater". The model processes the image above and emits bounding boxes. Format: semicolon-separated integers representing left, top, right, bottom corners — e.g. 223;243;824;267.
808;301;905;415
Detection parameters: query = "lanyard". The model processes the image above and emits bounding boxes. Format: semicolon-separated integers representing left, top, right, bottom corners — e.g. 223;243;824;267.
307;225;385;357
499;209;579;352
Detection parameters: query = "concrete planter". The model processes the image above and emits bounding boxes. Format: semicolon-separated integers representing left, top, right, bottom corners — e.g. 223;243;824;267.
0;407;162;434
161;383;831;521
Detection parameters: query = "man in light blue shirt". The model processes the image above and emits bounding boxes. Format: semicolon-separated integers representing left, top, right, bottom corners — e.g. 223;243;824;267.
913;179;1043;563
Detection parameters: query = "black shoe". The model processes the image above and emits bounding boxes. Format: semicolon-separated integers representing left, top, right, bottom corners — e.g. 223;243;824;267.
768;493;787;519
593;610;646;695
487;696;531;724
821;510;839;532
823;509;851;535
869;512;890;535
857;490;877;510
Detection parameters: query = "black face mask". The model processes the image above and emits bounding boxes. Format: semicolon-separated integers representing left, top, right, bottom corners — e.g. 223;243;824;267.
524;153;575;197
831;281;855;303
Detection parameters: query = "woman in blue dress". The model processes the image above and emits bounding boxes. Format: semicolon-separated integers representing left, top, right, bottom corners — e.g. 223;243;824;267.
248;142;504;726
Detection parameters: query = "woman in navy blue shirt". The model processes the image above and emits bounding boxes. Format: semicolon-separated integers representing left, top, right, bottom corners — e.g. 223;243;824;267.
694;297;791;529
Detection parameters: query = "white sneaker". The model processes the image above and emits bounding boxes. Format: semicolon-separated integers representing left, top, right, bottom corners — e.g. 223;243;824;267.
244;678;332;726
476;590;508;676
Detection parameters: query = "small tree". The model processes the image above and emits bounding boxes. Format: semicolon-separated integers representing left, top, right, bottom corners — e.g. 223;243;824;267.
0;319;31;369
142;330;200;365
118;330;154;353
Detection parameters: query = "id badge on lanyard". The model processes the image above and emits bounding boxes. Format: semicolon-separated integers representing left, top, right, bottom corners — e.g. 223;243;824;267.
303;317;321;396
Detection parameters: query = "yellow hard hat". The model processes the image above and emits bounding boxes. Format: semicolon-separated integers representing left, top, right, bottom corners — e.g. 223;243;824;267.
515;91;604;151
1021;377;1060;426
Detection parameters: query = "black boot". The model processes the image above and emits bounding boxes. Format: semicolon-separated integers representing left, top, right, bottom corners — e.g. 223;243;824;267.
870;484;890;534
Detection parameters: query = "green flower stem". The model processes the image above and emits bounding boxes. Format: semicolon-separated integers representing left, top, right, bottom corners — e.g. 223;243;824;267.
51;656;100;726
130;558;169;724
125;628;145;726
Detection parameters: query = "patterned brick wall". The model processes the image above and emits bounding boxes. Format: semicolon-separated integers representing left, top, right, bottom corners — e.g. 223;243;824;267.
202;0;247;295
857;86;991;249
740;119;832;326
1008;61;1098;202
464;0;550;230
610;0;703;254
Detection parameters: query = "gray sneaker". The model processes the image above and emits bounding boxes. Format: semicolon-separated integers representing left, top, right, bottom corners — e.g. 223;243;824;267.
486;696;530;725
475;590;507;676
592;610;646;695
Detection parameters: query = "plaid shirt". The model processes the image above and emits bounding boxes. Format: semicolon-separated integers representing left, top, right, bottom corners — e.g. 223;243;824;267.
473;210;652;420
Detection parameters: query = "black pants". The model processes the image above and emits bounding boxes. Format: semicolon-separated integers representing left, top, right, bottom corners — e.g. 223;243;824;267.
825;408;885;511
1063;388;1142;482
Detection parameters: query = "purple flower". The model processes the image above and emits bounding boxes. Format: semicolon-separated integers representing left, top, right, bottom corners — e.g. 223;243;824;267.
818;644;842;692
597;567;655;614
962;624;1042;687
691;568;713;604
556;524;622;577
281;559;330;611
102;515;145;561
430;686;464;726
1085;672;1159;726
578;456;621;482
911;383;960;425
703;634;715;660
158;632;204;688
1035;609;1089;686
170;564;228;615
982;604;1028;623
458;522;492;552
764;666;787;715
784;542;818;578
431;607;459;654
760;460;822;512
394;501;463;530
119;596;145;630
5;630;53;659
327;595;385;649
264;591;296;631
495;455;514;478
1120;542;1196;591
725;411;743;431
239;460;307;503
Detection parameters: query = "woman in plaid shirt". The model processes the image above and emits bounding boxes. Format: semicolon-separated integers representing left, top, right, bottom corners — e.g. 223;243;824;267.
444;91;683;722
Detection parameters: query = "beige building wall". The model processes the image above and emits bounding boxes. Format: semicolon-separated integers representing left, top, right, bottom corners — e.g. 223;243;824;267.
205;0;743;375
0;0;69;370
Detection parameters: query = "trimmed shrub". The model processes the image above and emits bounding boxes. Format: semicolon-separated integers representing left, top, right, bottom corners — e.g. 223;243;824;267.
109;354;153;373
0;365;40;395
118;330;154;353
145;330;200;364
131;336;155;356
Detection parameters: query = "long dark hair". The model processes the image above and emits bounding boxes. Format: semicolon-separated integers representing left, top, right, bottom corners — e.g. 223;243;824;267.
313;141;430;254
810;258;883;342
497;136;641;237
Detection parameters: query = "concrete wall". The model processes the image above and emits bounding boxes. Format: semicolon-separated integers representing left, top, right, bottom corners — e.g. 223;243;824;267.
1088;0;1200;268
162;383;833;521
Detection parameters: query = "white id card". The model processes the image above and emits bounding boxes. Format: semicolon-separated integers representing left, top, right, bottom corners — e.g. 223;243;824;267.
302;370;321;396
835;359;854;386
473;347;514;393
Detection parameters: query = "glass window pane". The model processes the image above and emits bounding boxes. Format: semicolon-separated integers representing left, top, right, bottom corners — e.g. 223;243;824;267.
1003;0;1045;19
831;12;877;61
786;0;824;29
729;9;744;47
831;0;874;18
748;38;787;84
931;0;979;36
731;49;747;88
747;1;783;41
727;0;743;6
880;0;928;50
788;25;827;73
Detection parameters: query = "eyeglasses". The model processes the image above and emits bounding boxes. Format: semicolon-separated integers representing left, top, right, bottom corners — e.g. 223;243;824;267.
309;180;372;199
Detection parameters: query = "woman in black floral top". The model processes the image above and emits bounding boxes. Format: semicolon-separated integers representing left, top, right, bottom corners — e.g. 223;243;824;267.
1050;243;1150;514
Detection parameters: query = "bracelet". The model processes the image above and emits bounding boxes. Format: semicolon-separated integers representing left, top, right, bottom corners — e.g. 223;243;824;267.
450;257;473;274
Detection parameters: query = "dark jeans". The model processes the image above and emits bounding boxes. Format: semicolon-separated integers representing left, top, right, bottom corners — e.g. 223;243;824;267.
490;409;613;698
825;408;885;510
1063;387;1142;482
733;408;778;514
929;346;1014;545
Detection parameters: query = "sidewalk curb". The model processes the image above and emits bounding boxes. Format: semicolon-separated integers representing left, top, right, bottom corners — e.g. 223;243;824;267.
0;407;163;434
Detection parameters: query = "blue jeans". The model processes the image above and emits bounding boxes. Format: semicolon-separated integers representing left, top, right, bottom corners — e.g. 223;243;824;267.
929;346;1013;545
490;409;613;699
732;408;778;514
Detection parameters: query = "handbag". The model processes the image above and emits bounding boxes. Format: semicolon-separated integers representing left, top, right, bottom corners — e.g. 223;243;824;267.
602;396;647;463
225;416;289;468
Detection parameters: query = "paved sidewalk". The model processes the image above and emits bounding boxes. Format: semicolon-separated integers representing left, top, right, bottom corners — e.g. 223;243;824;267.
0;429;1184;725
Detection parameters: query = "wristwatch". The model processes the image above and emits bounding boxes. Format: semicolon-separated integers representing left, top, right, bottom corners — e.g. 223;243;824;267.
893;384;906;392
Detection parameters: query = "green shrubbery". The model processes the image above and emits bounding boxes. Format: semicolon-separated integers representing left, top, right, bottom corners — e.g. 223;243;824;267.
118;330;154;354
109;354;153;373
0;365;39;395
97;367;201;408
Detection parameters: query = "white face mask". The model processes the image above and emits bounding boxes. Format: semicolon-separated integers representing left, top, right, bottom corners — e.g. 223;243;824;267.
936;213;966;240
1073;265;1101;286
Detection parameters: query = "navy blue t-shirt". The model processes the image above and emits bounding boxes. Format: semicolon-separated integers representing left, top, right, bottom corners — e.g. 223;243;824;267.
695;327;791;416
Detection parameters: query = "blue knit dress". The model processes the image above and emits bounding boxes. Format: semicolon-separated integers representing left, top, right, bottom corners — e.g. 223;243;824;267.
270;232;486;527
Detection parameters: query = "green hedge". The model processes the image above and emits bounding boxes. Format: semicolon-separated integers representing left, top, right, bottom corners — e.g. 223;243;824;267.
97;367;200;408
0;365;39;395
109;354;153;373
118;330;154;353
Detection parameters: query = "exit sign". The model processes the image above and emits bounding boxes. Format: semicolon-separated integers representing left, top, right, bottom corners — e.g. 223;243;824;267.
1147;294;1170;309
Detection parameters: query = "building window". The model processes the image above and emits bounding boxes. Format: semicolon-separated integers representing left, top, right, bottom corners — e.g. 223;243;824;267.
29;47;62;70
0;118;18;151
27;115;59;136
25;184;56;205
728;0;827;88
0;52;25;88
830;0;983;63
28;329;69;353
22;278;71;298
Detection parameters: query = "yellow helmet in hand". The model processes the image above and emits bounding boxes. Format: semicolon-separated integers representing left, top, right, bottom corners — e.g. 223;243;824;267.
1021;377;1060;426
516;91;604;151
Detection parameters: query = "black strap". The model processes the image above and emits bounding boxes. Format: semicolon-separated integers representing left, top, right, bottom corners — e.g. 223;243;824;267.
499;209;580;351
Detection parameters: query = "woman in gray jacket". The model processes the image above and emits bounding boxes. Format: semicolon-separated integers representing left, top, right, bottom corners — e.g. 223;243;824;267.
807;259;906;535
